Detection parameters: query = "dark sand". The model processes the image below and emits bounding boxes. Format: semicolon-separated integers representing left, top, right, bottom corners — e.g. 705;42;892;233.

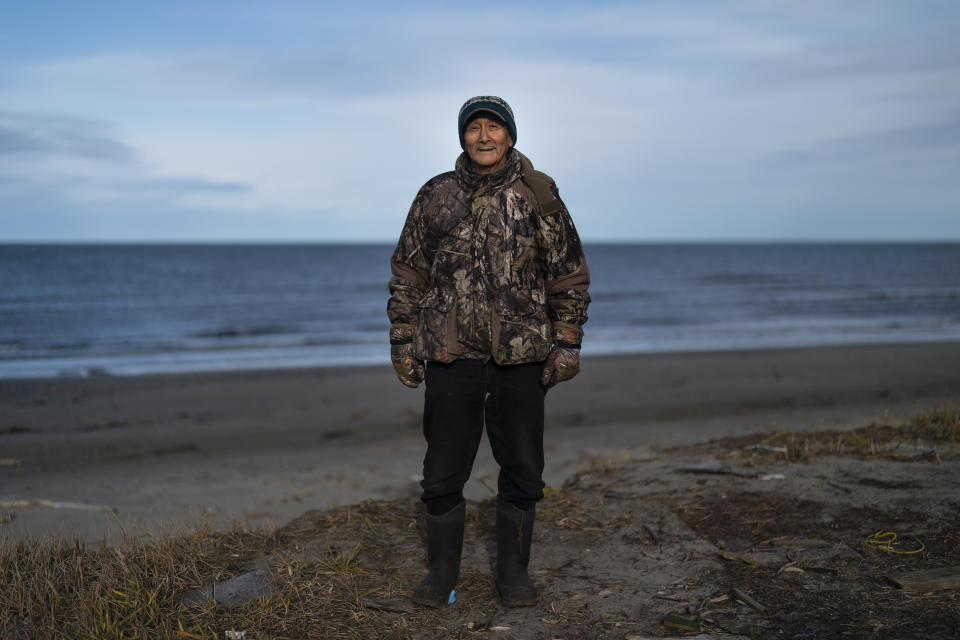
2;342;959;542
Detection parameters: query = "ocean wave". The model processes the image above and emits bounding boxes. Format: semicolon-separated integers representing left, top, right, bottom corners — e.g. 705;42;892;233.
3;242;958;378
696;272;805;286
627;316;685;327
49;342;93;351
190;325;297;339
590;290;664;301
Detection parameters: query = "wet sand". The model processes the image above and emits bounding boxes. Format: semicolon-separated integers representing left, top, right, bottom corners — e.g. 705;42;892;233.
2;342;959;542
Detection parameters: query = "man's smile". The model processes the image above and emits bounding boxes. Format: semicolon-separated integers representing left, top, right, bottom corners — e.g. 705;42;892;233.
462;115;513;174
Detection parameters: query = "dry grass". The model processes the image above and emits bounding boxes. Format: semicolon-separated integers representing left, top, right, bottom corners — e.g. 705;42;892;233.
1;499;504;639
3;407;958;639
689;405;960;463
0;520;281;639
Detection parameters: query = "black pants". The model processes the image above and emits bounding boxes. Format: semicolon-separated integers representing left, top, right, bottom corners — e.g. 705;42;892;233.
421;358;546;515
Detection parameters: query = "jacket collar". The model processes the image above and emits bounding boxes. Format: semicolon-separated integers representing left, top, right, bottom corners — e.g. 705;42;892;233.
455;148;522;194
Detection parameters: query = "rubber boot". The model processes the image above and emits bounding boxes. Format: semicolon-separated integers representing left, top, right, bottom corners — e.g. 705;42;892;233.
412;501;465;607
495;497;538;608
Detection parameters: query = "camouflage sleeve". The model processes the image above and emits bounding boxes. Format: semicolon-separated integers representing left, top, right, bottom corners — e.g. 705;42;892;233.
538;187;590;329
387;191;431;327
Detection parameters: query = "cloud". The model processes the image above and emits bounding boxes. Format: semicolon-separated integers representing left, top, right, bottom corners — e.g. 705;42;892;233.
767;116;960;167
0;111;136;161
126;177;251;197
738;19;960;91
1;1;959;240
0;108;254;217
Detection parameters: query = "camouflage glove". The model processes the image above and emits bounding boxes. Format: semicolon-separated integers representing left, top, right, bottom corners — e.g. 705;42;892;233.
540;323;583;388
390;324;425;388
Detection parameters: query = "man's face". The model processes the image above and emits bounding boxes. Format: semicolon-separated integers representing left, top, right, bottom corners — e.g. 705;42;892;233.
463;115;514;174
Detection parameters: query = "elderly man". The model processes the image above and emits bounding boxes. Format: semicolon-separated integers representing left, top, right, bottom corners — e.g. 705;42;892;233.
387;96;590;608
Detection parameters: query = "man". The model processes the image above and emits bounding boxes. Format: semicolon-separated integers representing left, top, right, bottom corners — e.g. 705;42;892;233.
387;96;590;608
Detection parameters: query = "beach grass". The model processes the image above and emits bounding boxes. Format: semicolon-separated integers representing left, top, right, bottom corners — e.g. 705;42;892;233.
2;407;958;639
1;520;282;639
1;497;496;639
695;405;960;463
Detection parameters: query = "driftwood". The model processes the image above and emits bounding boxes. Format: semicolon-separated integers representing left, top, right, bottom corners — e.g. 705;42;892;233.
360;597;415;614
886;566;960;592
676;461;760;478
0;499;117;513
719;549;785;567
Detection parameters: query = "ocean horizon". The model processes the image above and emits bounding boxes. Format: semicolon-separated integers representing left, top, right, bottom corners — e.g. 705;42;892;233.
2;242;958;379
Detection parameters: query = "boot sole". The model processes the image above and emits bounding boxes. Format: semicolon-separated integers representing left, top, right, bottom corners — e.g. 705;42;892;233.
412;596;448;608
412;588;455;608
497;588;538;608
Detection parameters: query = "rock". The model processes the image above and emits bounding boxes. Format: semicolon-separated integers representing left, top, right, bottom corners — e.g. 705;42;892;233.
176;568;277;606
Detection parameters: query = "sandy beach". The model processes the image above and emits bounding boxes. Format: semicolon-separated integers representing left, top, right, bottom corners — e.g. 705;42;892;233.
2;341;958;543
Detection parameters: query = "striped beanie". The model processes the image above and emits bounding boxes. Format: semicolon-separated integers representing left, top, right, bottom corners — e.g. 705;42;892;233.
458;96;517;149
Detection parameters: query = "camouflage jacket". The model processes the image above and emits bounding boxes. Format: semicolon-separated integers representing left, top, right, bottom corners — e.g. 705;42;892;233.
387;149;590;365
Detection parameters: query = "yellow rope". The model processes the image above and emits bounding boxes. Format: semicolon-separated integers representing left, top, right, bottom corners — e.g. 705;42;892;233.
864;530;926;555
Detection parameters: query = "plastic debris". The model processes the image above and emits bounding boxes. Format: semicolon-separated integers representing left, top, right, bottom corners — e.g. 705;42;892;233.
864;530;925;555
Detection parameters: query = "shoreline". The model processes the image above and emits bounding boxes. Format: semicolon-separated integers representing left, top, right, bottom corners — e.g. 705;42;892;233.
3;336;960;382
2;341;959;542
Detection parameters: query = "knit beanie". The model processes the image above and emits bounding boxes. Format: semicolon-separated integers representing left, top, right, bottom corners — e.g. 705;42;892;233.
458;96;517;149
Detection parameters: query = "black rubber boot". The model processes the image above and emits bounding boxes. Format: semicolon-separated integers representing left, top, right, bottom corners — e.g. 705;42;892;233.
495;497;538;608
412;501;465;607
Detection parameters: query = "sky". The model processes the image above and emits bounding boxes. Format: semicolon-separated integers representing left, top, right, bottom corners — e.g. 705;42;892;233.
1;0;959;242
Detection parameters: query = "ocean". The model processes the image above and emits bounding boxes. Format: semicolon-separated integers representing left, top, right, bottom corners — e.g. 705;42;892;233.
1;243;958;379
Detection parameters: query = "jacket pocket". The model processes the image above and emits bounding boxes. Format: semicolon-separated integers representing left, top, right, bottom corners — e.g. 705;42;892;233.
414;288;456;362
493;287;546;317
493;293;551;364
